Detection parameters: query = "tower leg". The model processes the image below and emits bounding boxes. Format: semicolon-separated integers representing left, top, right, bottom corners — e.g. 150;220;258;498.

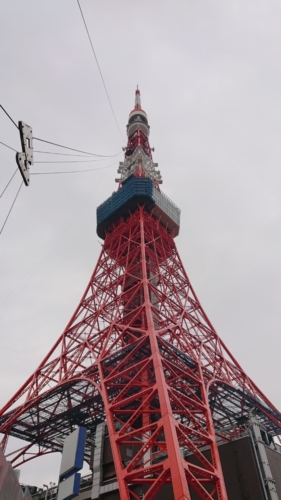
99;209;228;499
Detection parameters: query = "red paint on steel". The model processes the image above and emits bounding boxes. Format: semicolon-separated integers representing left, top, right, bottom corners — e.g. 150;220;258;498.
1;209;280;499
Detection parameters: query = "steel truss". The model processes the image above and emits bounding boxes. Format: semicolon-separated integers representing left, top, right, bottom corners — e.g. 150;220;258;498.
1;208;281;500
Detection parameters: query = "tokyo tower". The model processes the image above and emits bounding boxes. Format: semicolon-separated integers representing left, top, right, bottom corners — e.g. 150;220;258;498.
1;89;281;500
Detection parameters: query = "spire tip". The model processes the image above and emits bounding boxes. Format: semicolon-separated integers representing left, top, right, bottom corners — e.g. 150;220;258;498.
135;86;141;109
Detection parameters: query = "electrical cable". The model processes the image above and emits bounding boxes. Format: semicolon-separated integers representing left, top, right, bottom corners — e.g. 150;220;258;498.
34;150;101;157
0;107;121;157
0;170;18;198
0;181;23;235
0;140;17;153
31;163;115;175
34;158;111;164
0;105;19;129
33;136;120;157
77;0;124;142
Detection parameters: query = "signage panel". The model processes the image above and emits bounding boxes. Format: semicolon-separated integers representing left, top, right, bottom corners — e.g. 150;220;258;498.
59;427;86;480
57;473;80;500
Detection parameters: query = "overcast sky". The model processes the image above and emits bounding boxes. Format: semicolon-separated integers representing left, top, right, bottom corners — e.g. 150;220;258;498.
1;0;281;489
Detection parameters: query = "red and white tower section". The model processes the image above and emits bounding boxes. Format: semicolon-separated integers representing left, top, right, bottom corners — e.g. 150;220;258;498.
116;87;161;186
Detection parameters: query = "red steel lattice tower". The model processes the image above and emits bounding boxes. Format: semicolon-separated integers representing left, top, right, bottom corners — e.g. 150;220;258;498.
1;89;281;500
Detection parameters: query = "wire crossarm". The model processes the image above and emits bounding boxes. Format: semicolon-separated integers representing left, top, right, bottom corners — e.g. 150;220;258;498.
16;121;33;186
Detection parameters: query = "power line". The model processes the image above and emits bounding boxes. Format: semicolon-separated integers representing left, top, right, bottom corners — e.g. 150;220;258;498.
30;163;115;175
1;138;120;158
34;150;101;157
33;136;120;157
0;140;17;153
0;181;23;235
0;105;19;129
77;0;124;142
34;158;112;164
0;170;18;198
0;107;121;157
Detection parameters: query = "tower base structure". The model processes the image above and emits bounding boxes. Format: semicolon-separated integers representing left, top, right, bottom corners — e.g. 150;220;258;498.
88;415;281;500
1;208;281;500
27;420;281;500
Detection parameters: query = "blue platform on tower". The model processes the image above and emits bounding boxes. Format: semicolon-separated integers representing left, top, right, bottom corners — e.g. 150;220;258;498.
96;175;180;239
